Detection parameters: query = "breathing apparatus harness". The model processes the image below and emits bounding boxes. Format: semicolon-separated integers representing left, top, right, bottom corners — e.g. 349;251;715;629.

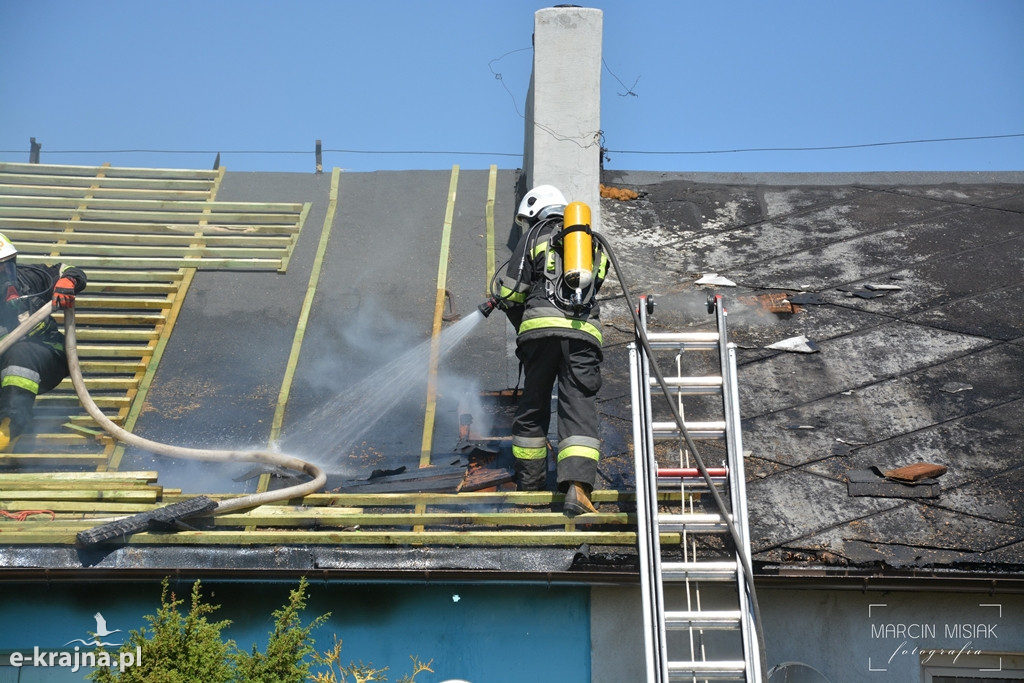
0;264;64;341
480;201;604;319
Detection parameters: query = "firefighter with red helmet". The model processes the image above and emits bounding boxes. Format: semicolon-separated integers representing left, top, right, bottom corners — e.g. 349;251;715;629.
0;233;87;451
490;185;608;516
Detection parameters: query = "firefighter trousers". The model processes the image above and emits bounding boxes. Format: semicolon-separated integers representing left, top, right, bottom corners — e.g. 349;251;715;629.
0;337;69;438
511;336;602;491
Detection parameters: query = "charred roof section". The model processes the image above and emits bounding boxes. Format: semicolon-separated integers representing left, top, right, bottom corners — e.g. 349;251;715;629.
598;169;1024;578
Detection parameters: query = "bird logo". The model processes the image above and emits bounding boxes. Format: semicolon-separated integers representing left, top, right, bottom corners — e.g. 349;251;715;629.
64;612;123;647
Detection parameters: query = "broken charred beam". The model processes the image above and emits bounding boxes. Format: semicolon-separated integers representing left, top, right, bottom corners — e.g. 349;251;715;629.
884;463;948;483
76;496;218;547
458;467;514;492
847;468;940;498
338;465;467;493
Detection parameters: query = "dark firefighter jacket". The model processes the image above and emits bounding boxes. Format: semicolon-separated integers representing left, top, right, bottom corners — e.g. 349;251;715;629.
498;215;608;348
0;264;88;351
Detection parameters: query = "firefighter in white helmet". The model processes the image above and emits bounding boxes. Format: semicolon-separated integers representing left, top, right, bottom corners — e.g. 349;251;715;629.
493;185;608;516
0;233;87;451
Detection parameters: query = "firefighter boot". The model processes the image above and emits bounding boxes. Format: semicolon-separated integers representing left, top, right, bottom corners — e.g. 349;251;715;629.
0;418;13;452
563;481;597;517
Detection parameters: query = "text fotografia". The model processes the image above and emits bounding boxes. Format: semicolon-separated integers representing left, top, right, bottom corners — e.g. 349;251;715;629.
871;622;999;667
9;646;142;673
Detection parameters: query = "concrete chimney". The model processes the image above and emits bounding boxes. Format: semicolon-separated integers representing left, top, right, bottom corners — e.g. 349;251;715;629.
522;6;603;231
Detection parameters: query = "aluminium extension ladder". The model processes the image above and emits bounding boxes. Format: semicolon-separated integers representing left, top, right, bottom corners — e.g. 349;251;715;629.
629;294;763;682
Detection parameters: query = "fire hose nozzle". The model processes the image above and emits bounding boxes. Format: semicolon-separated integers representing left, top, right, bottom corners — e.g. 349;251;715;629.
477;297;500;318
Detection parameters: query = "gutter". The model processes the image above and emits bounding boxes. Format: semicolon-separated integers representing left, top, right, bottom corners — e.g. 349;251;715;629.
755;564;1024;594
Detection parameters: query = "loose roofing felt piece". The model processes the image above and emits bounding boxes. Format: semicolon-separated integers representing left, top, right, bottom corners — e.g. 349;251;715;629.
765;335;820;353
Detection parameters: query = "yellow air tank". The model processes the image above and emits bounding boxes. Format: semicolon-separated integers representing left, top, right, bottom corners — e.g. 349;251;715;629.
562;201;593;290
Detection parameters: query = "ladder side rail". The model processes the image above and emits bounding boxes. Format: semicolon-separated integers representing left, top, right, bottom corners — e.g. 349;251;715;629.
716;299;763;682
630;335;669;681
629;340;661;683
637;299;670;682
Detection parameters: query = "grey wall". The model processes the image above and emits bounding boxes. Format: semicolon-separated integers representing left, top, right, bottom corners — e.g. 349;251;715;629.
591;584;1024;681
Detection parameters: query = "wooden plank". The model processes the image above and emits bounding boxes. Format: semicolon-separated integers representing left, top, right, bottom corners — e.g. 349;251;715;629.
0;195;303;214
73;283;180;294
0;161;220;181
66;415;123;427
0;174;216;192
0;206;302;224
67;330;158;342
0;479;158;491
211;510;632;527
58;314;167;327
1;218;299;236
278;202;310;273
20;434;91;446
54;378;139;391
36;395;131;408
69;345;155;358
0;183;212;201
17;243;298;260
53;296;171;309
0;227;295;248
0;471;157;483
77;360;155;372
160;490;650;507
66;269;185;283
18;255;284;270
0;509;627;529
0;489;160;502
2;500;154;514
0;454;107;466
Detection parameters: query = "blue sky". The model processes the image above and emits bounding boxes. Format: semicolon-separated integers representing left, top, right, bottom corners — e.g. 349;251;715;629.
1;0;1021;174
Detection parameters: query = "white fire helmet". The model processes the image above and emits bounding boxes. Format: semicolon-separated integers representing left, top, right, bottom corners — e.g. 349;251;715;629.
0;233;16;297
0;233;16;263
516;185;567;227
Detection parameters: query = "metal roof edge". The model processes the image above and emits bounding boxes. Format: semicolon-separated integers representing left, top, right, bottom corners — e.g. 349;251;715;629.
755;566;1024;594
0;545;640;585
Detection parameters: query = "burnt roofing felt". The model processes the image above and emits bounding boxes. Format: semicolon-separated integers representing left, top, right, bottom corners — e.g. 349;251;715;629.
598;169;1024;579
0;163;1022;583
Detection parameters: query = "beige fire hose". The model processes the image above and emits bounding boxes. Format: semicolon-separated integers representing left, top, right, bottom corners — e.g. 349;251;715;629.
2;303;325;516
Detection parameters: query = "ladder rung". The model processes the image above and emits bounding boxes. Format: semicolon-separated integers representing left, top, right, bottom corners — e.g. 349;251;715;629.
646;331;721;350
661;560;737;582
668;660;746;680
656;513;730;533
665;610;742;630
653;421;726;440
650;375;723;395
657;467;727;479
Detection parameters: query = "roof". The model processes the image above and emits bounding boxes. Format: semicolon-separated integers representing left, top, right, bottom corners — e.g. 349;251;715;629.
599;169;1024;580
1;162;1023;584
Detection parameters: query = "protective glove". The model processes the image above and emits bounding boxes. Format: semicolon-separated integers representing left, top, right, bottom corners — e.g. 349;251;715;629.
52;276;77;309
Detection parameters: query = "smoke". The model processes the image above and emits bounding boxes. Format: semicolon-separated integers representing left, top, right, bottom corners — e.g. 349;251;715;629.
299;296;421;396
280;311;485;474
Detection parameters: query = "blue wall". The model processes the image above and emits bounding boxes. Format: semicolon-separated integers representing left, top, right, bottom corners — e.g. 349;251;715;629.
0;580;591;682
